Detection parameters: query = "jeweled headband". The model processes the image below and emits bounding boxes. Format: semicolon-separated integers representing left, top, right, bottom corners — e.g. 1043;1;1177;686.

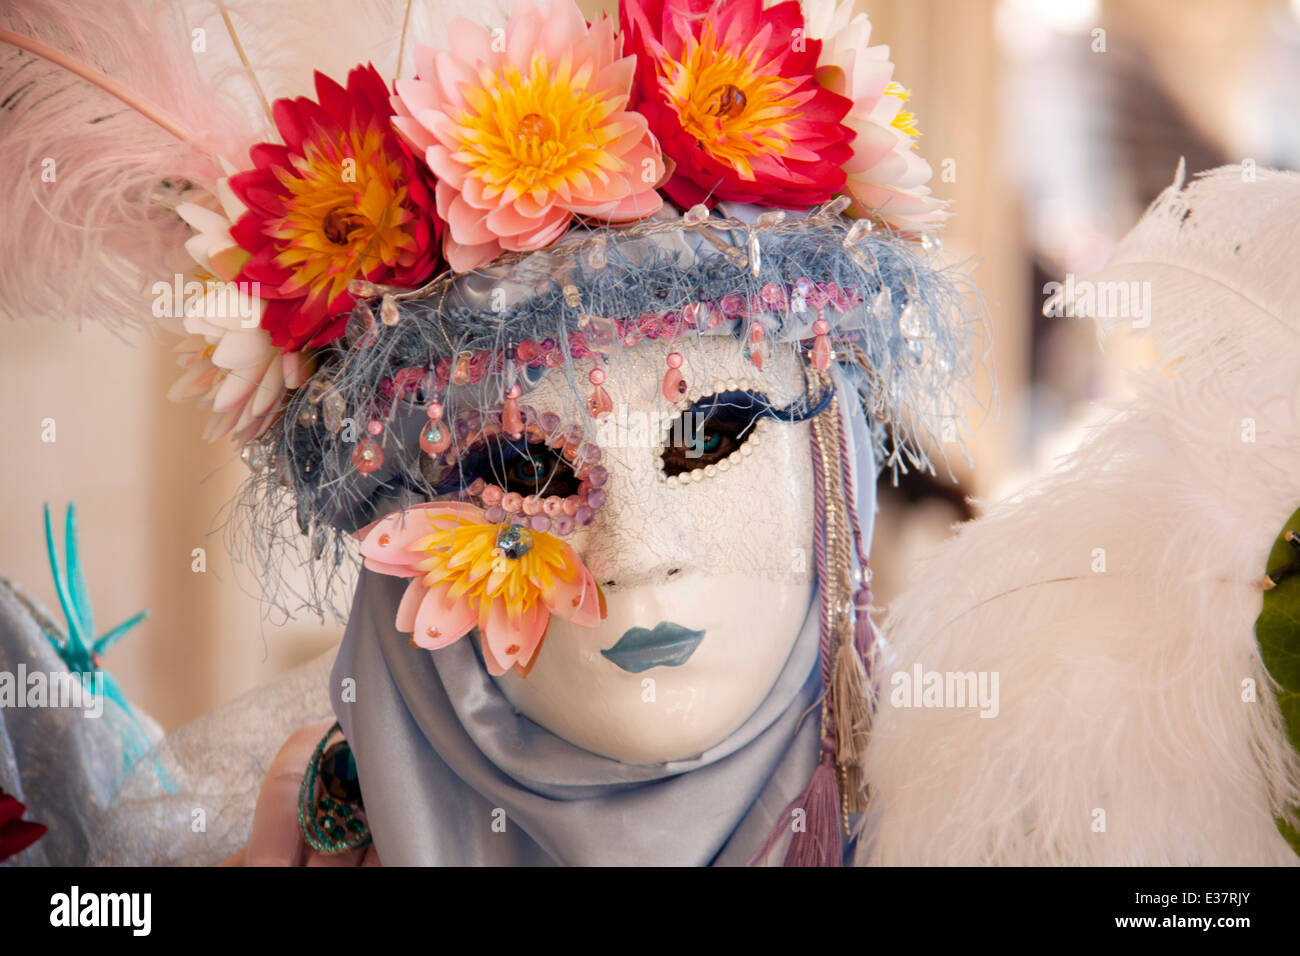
2;0;984;667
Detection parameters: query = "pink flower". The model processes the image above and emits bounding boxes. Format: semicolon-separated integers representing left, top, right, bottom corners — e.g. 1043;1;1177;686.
391;0;666;272
358;502;606;677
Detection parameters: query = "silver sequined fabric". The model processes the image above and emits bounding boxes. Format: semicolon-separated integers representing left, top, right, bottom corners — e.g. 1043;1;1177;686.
0;573;334;866
85;650;335;865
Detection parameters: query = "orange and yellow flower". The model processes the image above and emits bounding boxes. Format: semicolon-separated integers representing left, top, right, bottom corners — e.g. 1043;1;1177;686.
358;502;605;677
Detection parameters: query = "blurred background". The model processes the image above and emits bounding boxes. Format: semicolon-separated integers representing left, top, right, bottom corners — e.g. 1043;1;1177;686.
2;0;1298;730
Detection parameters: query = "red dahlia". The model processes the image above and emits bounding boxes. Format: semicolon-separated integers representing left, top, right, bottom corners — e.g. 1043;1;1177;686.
0;787;46;862
620;0;856;209
229;65;442;350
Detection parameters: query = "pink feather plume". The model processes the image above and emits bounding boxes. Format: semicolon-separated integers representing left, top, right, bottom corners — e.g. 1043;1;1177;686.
0;0;257;328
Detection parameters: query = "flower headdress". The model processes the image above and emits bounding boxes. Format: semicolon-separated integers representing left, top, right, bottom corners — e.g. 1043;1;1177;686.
1;0;982;865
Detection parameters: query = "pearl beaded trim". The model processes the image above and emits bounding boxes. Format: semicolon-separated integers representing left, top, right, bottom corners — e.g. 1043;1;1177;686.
654;378;769;487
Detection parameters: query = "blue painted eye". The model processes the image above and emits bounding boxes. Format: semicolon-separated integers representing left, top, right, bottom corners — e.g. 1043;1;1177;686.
511;456;542;483
494;442;581;496
660;391;764;478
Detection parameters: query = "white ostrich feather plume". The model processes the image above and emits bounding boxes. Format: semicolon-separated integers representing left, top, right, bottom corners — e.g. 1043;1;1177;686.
862;164;1300;865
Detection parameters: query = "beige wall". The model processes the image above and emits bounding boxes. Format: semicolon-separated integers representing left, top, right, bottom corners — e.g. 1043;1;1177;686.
1;318;339;729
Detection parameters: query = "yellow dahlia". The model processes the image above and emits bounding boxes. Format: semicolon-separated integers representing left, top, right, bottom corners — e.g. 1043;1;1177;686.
359;502;605;677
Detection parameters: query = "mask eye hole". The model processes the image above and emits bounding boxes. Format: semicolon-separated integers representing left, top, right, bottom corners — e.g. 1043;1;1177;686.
661;390;765;478
498;442;581;498
423;437;582;499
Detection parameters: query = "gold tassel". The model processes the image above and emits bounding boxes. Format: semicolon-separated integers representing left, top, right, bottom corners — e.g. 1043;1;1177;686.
809;366;877;820
833;637;873;813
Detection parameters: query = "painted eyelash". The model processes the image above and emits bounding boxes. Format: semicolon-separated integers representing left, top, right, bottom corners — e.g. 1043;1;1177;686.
687;383;834;424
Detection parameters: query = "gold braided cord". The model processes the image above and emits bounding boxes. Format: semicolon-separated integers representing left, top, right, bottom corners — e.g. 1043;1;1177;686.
807;362;874;831
809;369;836;745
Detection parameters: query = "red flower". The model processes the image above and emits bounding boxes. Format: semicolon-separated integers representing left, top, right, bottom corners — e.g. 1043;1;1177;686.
620;0;855;209
0;787;46;862
229;65;442;351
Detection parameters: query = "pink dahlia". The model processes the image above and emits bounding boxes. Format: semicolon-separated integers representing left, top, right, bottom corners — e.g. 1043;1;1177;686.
391;0;665;272
229;65;442;350
621;0;855;209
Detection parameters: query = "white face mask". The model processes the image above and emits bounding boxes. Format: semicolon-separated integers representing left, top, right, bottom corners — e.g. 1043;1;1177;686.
492;337;816;764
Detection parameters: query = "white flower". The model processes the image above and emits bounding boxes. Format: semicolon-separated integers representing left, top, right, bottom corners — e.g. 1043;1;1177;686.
802;0;948;234
163;171;308;443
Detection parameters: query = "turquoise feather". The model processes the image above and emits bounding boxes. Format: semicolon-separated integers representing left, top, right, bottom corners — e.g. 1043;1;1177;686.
41;502;154;774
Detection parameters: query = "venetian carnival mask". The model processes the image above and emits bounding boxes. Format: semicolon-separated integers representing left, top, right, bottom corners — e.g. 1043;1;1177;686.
266;184;979;862
491;336;816;764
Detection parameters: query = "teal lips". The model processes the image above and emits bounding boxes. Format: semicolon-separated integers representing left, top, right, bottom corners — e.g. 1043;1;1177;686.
600;622;706;673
